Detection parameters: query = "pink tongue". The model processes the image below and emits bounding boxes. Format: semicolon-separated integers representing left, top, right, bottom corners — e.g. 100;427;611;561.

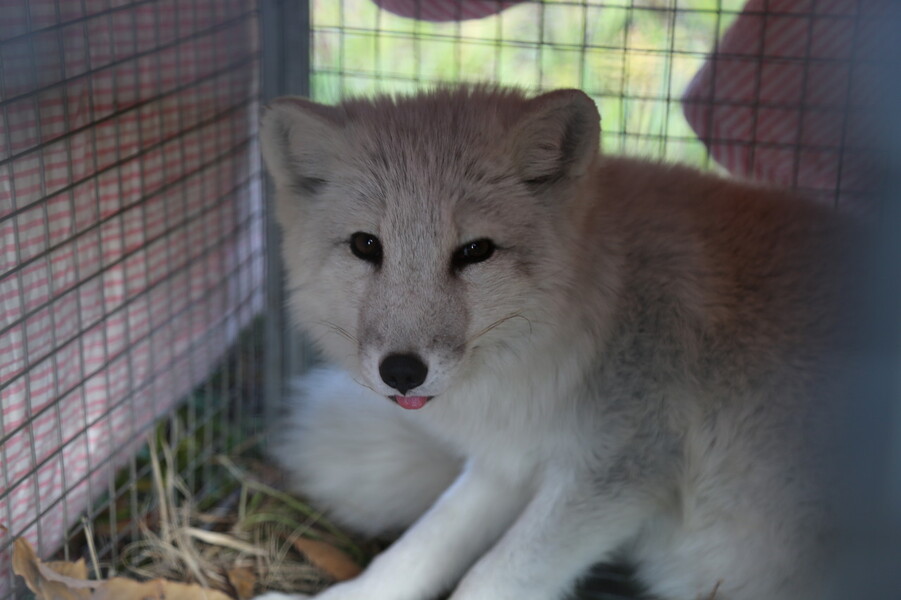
395;395;429;410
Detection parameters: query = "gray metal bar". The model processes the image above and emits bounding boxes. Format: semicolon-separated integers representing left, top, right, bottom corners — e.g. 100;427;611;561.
262;0;314;426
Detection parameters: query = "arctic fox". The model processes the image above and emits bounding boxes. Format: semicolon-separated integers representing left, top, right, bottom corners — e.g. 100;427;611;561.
257;86;852;600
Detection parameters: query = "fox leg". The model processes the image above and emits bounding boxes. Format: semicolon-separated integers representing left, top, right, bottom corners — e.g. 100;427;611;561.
450;473;649;600
291;460;530;600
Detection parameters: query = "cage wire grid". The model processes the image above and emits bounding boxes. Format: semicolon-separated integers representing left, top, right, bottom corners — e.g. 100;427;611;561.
310;0;736;156
0;0;897;599
0;0;267;597
310;0;883;210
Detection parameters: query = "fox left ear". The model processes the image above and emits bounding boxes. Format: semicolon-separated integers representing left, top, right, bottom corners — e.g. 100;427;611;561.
508;89;600;187
259;97;348;195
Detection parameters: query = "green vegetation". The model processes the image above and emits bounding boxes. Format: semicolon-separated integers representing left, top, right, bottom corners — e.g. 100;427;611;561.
310;0;744;166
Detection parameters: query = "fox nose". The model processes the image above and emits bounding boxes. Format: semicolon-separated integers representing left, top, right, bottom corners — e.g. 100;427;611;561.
379;353;428;395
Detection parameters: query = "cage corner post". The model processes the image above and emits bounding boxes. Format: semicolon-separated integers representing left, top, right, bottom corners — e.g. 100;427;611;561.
261;0;315;427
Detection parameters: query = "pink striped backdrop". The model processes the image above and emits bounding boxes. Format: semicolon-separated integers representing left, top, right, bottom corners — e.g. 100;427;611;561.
683;0;884;208
0;0;263;593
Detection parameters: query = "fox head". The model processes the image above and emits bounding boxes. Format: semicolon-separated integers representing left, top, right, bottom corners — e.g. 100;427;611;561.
260;86;602;408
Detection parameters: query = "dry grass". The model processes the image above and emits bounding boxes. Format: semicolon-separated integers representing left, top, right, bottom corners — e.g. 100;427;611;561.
108;436;374;598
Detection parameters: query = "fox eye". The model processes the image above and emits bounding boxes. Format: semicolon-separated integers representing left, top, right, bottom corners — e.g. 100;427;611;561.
350;232;383;265
452;238;495;270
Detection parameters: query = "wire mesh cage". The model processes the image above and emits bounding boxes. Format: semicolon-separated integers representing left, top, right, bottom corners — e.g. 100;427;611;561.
306;0;884;210
0;1;267;597
309;0;736;163
1;0;900;599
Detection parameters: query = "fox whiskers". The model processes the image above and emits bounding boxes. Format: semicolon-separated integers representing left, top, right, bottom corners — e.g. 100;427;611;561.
318;321;358;345
464;312;532;349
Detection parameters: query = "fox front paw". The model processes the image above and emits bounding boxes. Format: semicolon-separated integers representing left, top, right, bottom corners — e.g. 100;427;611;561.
252;593;312;600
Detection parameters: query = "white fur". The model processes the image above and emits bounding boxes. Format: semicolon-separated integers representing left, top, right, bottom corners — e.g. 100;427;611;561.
273;370;461;537
257;86;850;600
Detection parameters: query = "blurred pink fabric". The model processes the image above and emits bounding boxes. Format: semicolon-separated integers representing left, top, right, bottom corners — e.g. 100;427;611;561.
374;0;523;21
683;0;885;208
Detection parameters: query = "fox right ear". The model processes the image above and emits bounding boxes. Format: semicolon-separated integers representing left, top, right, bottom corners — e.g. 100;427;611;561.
259;98;347;194
508;89;600;187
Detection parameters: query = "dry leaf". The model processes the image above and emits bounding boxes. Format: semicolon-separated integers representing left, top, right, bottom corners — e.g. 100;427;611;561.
12;534;234;600
226;566;257;600
293;538;361;582
92;578;235;600
12;536;90;600
42;559;89;581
